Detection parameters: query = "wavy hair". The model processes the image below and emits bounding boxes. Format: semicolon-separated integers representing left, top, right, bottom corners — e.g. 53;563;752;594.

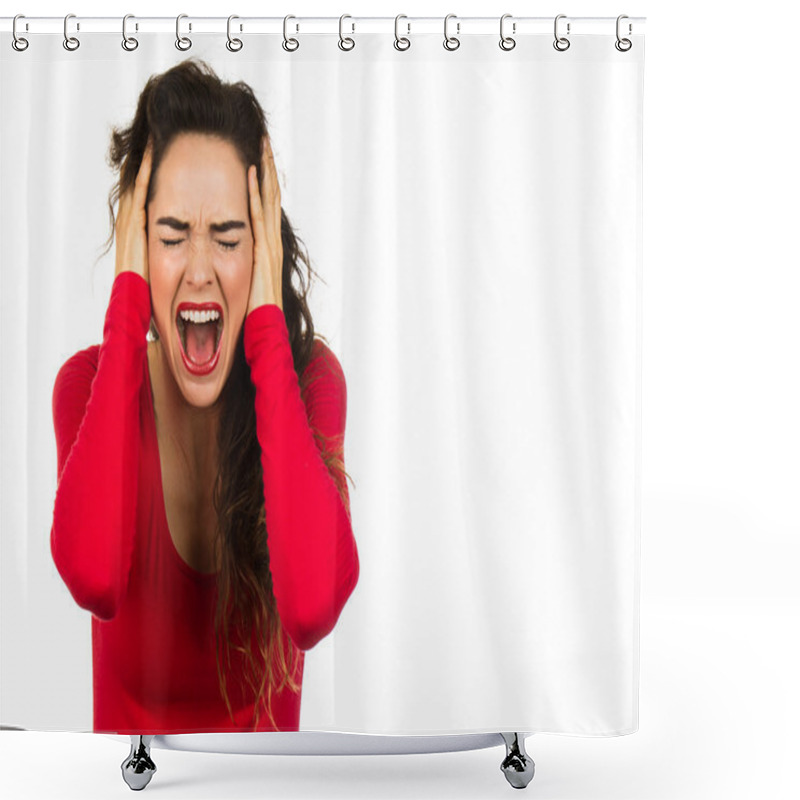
100;58;351;730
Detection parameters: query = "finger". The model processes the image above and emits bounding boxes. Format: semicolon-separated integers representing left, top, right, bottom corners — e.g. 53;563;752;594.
128;139;152;218
133;137;154;205
261;135;280;207
260;144;282;252
248;164;266;243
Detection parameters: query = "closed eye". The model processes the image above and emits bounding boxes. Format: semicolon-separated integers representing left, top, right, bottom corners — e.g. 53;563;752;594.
160;239;239;250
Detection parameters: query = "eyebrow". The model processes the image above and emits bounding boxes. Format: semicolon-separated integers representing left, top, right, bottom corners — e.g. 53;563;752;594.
155;217;247;233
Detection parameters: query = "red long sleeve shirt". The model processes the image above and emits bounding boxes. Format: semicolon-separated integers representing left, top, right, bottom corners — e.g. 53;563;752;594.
50;270;359;733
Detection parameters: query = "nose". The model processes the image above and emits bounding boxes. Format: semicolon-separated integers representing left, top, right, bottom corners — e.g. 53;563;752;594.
184;238;215;289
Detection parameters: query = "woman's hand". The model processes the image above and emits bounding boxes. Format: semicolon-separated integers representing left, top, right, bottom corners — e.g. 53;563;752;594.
114;136;154;282
247;134;284;315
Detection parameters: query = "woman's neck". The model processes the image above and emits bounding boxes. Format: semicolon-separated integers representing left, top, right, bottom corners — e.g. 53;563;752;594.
147;341;221;482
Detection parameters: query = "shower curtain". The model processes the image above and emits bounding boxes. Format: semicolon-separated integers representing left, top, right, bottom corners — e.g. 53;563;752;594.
0;16;644;737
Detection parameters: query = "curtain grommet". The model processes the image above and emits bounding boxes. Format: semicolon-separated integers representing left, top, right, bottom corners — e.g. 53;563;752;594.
394;15;411;51
283;15;299;52
338;14;355;51
443;13;460;51
615;15;632;51
175;14;192;51
121;14;138;51
226;15;243;52
499;14;516;51
553;14;570;52
63;13;80;52
12;14;29;51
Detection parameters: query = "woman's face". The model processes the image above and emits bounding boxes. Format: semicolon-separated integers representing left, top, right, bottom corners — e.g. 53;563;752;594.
147;132;253;409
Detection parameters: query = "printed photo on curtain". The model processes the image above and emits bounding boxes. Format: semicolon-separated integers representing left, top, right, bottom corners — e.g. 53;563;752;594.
0;15;644;766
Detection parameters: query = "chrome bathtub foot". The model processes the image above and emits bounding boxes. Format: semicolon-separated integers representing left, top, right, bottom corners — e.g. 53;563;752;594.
500;732;535;789
121;735;156;791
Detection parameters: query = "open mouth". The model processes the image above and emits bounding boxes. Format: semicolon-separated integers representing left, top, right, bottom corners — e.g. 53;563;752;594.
175;305;224;374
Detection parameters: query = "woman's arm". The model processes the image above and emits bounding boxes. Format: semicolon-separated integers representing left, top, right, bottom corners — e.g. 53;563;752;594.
244;306;359;651
50;271;151;620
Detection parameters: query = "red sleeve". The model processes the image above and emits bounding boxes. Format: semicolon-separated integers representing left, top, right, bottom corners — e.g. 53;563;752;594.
50;271;151;621
244;304;360;651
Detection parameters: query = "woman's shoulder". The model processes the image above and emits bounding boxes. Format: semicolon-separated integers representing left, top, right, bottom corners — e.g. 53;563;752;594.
301;339;347;432
55;344;102;387
52;344;103;421
306;338;345;386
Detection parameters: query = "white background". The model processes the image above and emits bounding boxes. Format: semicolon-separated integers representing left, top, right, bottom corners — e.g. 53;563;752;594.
1;1;798;799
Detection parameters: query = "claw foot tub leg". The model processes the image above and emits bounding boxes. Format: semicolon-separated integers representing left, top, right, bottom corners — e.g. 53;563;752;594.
121;735;156;791
500;732;535;789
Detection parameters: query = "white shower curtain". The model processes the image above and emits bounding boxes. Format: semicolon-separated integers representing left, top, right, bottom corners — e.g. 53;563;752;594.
0;20;643;736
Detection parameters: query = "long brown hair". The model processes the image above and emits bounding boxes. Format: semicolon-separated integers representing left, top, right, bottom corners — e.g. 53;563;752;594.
101;58;351;730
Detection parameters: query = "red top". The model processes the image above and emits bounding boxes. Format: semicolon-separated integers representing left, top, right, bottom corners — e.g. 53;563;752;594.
50;271;359;733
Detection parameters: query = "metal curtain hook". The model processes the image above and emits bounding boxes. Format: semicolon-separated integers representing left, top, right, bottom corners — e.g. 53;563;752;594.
122;14;139;51
394;14;411;51
283;15;299;51
615;14;632;51
499;13;516;51
63;13;80;51
339;14;355;51
227;15;243;51
12;14;29;51
444;13;460;51
176;14;192;50
553;14;570;52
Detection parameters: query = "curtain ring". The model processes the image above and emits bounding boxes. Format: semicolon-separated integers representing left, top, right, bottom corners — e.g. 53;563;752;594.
443;13;460;51
499;13;516;51
615;15;632;52
122;14;139;51
283;15;299;51
226;15;243;52
176;14;192;51
339;14;355;51
553;14;570;52
63;13;80;51
12;15;29;52
394;14;410;51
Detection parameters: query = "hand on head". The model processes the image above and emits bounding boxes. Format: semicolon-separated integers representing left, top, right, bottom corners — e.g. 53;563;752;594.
115;136;153;282
246;134;284;314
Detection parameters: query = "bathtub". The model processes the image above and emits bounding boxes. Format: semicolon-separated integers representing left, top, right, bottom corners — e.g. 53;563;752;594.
117;731;535;790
